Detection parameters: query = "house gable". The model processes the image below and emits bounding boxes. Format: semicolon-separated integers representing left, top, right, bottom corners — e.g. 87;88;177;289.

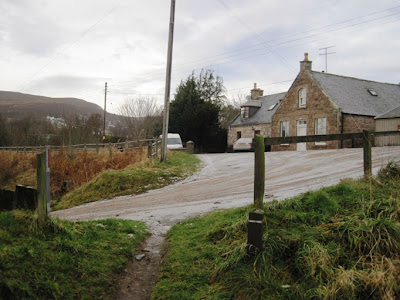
227;87;286;146
271;55;341;151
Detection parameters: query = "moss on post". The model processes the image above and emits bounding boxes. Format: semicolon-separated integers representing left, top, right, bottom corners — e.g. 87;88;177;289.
363;130;372;178
254;135;265;209
37;151;47;224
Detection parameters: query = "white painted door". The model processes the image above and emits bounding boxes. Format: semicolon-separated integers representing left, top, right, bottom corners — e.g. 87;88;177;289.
297;120;307;151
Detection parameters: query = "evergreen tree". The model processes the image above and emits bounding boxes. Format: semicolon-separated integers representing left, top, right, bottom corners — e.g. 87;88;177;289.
169;70;227;152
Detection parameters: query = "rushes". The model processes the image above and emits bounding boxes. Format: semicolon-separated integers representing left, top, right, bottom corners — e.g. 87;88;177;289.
0;148;146;200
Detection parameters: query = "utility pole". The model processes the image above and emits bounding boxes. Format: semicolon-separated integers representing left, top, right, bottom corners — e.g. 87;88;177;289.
161;0;176;162
103;82;107;141
319;46;336;73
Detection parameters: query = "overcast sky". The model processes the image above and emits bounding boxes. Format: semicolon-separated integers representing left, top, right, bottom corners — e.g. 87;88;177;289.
1;0;399;114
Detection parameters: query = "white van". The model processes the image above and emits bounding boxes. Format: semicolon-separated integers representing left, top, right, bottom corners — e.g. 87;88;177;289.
160;133;183;149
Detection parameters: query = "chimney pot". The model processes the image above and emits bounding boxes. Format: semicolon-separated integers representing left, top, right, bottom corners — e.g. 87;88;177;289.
300;52;312;72
250;83;264;100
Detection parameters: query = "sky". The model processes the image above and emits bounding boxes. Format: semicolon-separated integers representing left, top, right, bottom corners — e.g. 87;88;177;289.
1;0;400;114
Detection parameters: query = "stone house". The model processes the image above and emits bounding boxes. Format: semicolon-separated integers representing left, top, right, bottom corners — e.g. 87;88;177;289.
228;84;286;147
271;53;400;151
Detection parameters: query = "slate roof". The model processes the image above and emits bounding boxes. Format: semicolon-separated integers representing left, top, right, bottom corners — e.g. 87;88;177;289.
230;92;286;126
310;71;400;117
375;105;400;119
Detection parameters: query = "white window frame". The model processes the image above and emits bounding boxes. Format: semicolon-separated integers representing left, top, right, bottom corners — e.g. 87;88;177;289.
241;107;250;119
280;121;289;137
315;117;327;145
299;88;307;108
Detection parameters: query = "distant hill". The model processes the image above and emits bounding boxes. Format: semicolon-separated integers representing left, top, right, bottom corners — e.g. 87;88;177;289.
0;90;121;122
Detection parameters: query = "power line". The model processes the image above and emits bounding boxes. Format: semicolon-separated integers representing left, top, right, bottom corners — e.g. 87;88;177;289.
16;3;400;105
113;6;400;90
216;0;297;74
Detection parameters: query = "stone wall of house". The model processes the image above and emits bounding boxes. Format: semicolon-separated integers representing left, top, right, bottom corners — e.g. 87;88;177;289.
342;114;375;147
271;71;341;151
228;123;271;145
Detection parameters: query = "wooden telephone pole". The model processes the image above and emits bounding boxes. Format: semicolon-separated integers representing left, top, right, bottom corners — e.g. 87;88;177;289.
161;0;176;162
103;82;107;141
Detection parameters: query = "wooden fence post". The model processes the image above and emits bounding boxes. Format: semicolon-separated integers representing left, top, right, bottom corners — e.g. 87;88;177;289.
148;142;152;158
37;151;47;224
247;135;265;257
155;140;159;158
247;209;264;256
254;135;265;209
363;130;372;178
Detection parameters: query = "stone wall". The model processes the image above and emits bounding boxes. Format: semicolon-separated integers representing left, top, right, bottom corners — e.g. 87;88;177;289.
271;71;341;151
228;123;271;145
342;114;375;147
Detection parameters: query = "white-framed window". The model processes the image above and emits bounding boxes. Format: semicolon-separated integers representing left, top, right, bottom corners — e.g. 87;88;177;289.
280;121;289;137
299;88;307;108
315;117;326;145
241;107;250;119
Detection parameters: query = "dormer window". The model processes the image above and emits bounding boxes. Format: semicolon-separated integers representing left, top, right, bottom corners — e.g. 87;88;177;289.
299;88;307;107
241;107;250;119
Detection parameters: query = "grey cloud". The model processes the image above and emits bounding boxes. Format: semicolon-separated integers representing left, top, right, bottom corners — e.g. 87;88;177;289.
25;75;108;95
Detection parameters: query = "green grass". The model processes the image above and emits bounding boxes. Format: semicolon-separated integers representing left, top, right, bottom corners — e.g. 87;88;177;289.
152;162;400;300
0;210;148;299
54;151;201;210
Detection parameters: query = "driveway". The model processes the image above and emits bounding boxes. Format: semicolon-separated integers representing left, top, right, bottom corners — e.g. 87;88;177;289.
52;147;400;234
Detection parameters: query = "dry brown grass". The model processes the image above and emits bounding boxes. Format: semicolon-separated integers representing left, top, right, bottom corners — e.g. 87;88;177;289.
0;148;147;199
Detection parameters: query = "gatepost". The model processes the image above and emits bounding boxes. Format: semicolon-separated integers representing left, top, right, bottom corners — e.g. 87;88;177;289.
247;135;265;256
37;146;50;224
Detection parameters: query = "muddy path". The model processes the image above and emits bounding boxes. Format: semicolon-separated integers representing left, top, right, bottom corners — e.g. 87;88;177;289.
51;147;400;299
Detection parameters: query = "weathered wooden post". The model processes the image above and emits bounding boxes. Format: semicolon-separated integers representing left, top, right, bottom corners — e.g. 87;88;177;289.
247;134;265;256
148;141;152;158
155;140;159;158
37;146;50;224
363;130;372;178
254;135;265;209
108;142;112;158
247;209;264;256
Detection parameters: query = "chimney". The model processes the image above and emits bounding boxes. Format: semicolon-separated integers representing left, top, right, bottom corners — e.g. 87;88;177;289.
251;83;264;100
300;52;312;72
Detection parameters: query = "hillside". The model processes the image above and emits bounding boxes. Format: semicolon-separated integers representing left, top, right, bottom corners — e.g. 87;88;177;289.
0;90;120;122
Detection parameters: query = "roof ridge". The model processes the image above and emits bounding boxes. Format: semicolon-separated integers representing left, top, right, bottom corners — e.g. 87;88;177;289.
311;71;400;87
257;91;287;99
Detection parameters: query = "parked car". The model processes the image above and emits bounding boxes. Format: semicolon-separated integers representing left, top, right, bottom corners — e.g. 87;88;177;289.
233;137;253;152
160;133;183;149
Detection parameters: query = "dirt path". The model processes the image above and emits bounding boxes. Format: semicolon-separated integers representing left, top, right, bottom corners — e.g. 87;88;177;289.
51;147;400;299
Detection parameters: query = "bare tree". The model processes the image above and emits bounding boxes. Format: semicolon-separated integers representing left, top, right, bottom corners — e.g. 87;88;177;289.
219;94;247;129
119;96;162;140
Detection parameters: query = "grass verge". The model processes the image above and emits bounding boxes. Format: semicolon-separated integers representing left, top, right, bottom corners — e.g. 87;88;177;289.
0;210;148;299
152;162;400;299
53;151;201;210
